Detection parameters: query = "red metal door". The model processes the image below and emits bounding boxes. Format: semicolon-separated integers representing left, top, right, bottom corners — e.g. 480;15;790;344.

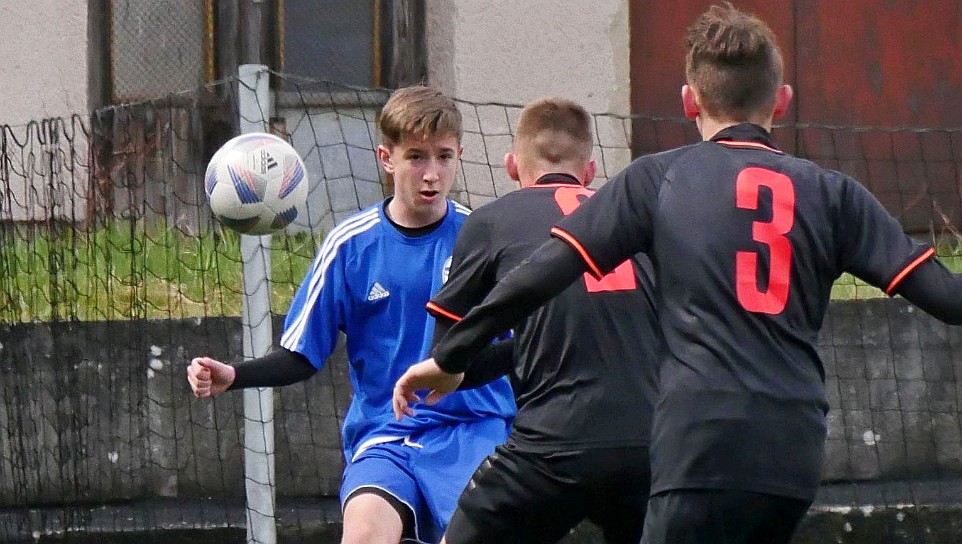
629;0;962;233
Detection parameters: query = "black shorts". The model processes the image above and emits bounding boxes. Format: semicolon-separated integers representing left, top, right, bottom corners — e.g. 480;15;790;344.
444;444;651;544
640;489;811;544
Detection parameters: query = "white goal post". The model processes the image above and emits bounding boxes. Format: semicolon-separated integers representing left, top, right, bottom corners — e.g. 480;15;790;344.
238;63;277;544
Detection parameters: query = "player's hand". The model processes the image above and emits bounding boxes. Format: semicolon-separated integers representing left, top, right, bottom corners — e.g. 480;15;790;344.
392;358;464;420
187;357;236;398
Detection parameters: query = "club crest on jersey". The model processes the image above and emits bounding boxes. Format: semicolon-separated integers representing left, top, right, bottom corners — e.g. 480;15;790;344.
367;282;390;301
442;256;452;284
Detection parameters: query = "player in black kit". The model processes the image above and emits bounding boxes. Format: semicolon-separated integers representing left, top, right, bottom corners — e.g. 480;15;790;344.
393;97;661;544
396;4;962;544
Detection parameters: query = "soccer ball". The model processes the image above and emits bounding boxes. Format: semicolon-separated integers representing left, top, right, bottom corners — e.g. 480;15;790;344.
204;133;309;235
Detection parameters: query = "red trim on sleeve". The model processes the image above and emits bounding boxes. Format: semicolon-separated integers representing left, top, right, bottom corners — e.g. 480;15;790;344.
550;227;605;279
885;247;936;295
426;301;462;322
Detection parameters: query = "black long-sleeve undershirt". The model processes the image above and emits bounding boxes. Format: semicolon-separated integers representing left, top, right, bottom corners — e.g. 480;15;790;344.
893;257;962;325
433;238;587;373
225;326;521;393
225;322;520;393
227;348;317;390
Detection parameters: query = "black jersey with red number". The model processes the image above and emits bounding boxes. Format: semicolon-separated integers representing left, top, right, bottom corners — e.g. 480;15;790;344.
428;174;661;452
552;124;934;500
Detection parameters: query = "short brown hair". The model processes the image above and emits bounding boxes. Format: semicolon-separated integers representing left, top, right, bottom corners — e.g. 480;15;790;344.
514;97;593;165
378;85;463;147
685;3;784;121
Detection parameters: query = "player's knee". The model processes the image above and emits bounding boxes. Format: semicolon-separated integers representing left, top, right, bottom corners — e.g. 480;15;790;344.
341;494;405;544
340;518;395;544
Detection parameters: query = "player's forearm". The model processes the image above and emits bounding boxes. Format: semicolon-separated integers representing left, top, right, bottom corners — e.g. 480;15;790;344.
894;258;962;325
431;294;515;386
457;338;516;390
433;238;586;373
228;348;317;390
431;314;454;350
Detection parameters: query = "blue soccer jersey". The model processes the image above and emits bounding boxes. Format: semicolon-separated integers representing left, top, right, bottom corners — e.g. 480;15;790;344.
280;199;515;462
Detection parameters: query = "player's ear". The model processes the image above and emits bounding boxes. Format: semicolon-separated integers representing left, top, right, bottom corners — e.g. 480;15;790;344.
772;85;793;120
377;144;395;174
582;160;597;187
504;152;521;182
681;85;700;120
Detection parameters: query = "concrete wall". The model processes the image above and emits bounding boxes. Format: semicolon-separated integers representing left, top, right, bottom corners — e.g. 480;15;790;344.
1;298;961;507
0;317;349;506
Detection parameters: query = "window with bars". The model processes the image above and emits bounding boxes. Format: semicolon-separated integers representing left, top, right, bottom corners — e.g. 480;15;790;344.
102;0;424;106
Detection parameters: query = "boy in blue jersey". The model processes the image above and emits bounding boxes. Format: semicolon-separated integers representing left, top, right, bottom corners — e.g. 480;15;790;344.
187;85;515;544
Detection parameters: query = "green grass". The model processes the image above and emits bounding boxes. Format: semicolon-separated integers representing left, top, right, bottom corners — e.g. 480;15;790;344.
2;223;961;323
831;242;962;300
0;222;320;322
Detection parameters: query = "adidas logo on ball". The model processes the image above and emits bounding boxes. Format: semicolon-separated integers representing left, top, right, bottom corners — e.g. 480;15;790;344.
259;150;279;173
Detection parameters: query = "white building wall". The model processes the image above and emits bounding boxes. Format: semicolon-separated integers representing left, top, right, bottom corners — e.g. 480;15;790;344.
0;1;88;126
0;2;634;223
426;0;632;204
280;104;386;233
0;2;89;221
427;0;630;115
287;0;635;221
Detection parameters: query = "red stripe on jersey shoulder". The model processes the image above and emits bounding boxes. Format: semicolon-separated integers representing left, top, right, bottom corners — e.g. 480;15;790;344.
550;227;605;279
426;301;462;322
716;140;783;154
885;247;936;295
530;183;585;189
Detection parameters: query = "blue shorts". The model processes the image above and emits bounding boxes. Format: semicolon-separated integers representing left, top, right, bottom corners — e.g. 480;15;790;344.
340;418;510;543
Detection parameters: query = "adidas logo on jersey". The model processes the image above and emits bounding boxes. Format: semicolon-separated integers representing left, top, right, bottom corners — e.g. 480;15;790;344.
367;282;390;301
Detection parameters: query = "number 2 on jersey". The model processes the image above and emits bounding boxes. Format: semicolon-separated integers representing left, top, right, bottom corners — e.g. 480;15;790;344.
735;167;795;314
554;186;637;293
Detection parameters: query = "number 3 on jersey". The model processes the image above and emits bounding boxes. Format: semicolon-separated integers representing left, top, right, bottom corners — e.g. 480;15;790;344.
554;186;637;293
735;167;795;314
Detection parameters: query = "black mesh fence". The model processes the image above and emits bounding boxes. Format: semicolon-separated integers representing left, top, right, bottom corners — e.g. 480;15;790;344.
1;72;962;542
